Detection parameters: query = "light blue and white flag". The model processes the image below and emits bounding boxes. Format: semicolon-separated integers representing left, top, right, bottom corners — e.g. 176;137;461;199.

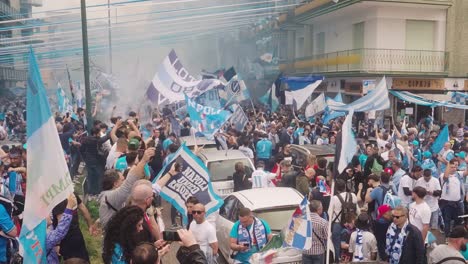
152;144;223;226
20;49;74;263
219;76;251;105
259;83;280;113
305;93;326;118
56;83;78;120
185;95;232;140
283;197;312;250
431;125;449;154
338;109;357;173
322;93;346;124
327;77;389;112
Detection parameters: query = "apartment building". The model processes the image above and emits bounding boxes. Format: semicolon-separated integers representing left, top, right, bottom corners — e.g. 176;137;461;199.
272;0;467;124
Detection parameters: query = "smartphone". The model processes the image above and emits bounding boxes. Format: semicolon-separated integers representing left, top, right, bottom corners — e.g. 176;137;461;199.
163;230;181;241
241;242;249;248
174;157;184;172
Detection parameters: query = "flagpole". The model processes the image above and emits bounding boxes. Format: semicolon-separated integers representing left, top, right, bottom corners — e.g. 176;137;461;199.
81;0;93;132
326;179;335;264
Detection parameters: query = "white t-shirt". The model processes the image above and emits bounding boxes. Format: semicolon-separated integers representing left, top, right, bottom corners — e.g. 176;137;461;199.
398;175;415;207
251;169;276;188
189;220;217;255
329;192;361;223
409;201;431;233
377;138;388;150
415;177;441;212
238;146;254;159
439;173;462;202
349;231;378;261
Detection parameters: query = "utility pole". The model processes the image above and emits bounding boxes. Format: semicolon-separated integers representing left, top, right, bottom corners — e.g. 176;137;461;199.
108;0;113;73
80;0;93;132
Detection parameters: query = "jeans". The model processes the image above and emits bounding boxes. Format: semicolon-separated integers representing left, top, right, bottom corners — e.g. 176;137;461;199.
302;254;324;264
442;203;459;235
331;223;342;262
430;210;439;229
86;164;103;195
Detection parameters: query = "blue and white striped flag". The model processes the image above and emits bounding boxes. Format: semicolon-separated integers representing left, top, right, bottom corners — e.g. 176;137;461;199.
283;197;312;250
259;83;280;112
56;83;78;120
327;77;389;112
20;49;74;263
338;109;357;173
322;93;346;124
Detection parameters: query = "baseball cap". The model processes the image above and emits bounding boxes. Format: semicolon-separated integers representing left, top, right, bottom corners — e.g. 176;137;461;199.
412;140;419;147
377;204;392;220
423;151;432;158
448;226;468;239
128;138;140;151
456;151;466;159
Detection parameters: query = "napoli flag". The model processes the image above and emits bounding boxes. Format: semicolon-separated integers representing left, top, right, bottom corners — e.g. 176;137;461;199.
152;144;223;226
283;197;312;250
20;48;74;263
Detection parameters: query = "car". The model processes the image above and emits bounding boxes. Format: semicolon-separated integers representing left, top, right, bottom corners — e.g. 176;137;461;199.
197;149;254;197
179;136;217;151
216;187;303;264
290;144;335;170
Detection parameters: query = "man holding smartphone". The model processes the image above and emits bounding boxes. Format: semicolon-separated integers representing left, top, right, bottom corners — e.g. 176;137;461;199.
229;208;272;263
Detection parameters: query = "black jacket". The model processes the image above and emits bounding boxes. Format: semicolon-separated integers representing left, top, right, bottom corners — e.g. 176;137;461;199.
176;244;208;264
398;224;425;264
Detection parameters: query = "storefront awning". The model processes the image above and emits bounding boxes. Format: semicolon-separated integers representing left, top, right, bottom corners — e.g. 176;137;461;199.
390;90;468;110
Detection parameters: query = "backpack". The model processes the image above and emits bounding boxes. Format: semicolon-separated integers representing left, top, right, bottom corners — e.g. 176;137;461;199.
334;192;357;225
371;159;383;176
380;185;401;208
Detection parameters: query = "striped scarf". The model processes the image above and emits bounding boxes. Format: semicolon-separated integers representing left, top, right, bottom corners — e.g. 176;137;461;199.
353;229;364;261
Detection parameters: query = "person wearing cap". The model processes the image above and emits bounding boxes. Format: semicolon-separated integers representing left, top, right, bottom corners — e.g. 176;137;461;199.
429;225;467;264
455;151;467;171
251;161;276;189
385;206;425;264
411;140;422;167
348;213;377;261
365;172;392;220
421;150;438;177
415;169;442;231
375;204;392;260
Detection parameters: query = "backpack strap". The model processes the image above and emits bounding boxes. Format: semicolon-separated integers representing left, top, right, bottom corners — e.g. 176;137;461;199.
332;192;348;223
434;256;466;264
105;196;118;212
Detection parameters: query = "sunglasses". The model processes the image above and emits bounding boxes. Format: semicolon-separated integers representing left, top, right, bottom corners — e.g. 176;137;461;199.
392;215;404;219
192;210;204;215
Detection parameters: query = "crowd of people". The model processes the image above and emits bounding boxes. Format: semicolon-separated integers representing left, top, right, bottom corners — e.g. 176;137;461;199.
0;97;467;264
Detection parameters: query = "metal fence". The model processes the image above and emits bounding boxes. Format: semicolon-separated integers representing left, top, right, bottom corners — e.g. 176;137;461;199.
281;48;448;74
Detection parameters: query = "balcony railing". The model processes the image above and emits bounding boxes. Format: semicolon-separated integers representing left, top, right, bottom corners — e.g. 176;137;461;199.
0;66;27;81
280;48;448;74
0;2;26;21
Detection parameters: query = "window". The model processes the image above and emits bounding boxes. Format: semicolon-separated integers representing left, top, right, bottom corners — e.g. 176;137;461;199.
207;159;253;182
406;20;435;50
219;195;242;222
295;37;304;58
316;32;325;55
353;22;365;49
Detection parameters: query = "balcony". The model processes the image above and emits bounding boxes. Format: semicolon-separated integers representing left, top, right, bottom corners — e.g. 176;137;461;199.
0;66;27;81
0;2;26;21
279;48;448;75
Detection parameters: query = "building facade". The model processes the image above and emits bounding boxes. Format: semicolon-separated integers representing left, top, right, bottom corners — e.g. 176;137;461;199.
271;0;467;124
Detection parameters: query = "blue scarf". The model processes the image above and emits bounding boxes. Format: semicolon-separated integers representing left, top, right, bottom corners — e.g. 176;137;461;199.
386;222;409;264
237;217;267;250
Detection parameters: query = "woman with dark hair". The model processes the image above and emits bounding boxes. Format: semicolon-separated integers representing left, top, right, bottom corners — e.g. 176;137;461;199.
233;162;251;192
103;206;145;264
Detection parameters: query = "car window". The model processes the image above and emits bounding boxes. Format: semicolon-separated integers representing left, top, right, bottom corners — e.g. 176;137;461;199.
207;159;253;182
219;195;242;222
290;148;307;167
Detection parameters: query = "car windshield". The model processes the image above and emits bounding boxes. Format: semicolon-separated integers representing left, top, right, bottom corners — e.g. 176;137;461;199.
254;206;298;231
207;159;252;182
